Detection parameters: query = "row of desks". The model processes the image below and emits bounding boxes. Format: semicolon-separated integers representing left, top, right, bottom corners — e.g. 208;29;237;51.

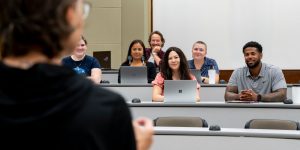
101;72;300;149
152;127;300;150
100;84;298;128
100;80;300;149
130;102;300;128
100;84;293;102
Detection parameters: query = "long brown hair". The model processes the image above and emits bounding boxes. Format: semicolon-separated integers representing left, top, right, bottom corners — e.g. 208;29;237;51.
160;47;192;80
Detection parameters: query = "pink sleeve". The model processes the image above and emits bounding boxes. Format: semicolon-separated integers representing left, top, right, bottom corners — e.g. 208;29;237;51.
152;73;164;88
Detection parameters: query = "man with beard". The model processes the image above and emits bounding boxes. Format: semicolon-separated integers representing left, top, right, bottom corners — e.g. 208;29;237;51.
225;41;287;102
145;31;165;68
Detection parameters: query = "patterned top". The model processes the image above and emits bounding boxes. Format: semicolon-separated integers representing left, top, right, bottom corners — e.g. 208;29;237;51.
188;57;220;77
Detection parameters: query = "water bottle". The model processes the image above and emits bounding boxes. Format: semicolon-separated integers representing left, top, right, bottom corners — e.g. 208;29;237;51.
292;84;300;104
208;65;216;84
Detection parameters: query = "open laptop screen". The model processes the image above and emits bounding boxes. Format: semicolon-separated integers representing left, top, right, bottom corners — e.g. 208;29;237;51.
120;66;147;84
164;80;197;103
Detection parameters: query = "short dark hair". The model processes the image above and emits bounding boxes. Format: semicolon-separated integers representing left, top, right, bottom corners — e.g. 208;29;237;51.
0;0;77;59
193;41;207;50
148;30;165;47
160;47;191;80
243;41;263;53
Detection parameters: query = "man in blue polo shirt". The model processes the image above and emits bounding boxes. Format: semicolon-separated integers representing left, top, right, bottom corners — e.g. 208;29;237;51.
225;41;287;102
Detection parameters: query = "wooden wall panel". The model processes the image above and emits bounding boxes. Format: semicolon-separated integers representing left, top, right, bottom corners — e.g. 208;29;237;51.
220;70;300;84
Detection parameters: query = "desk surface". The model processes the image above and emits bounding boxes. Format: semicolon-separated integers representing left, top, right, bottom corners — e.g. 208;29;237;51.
130;101;300;108
152;127;300;150
130;102;300;128
100;84;152;87
101;84;293;102
155;126;300;139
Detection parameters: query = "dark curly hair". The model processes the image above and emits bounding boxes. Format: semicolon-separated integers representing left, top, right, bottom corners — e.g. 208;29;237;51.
0;0;76;59
243;41;263;53
160;47;192;80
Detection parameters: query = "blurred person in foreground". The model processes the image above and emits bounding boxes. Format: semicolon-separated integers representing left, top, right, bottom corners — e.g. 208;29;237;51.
0;0;153;149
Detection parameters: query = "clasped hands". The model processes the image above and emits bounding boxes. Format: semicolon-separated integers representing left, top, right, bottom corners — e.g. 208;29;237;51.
239;89;258;101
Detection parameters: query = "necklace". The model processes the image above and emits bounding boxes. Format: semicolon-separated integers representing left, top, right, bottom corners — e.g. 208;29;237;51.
72;55;85;67
74;60;83;68
72;56;86;74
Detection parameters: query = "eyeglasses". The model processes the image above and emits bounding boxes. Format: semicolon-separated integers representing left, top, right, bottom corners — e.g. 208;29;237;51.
83;2;91;20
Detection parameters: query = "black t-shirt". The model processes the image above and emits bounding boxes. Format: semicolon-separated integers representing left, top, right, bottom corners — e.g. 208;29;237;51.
62;55;101;76
0;62;135;150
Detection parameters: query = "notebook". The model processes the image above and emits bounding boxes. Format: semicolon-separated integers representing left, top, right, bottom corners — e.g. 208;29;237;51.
120;66;148;84
189;69;202;83
164;80;197;103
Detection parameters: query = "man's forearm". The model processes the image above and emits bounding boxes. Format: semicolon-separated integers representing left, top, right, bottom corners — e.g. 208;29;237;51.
261;91;286;102
225;92;240;101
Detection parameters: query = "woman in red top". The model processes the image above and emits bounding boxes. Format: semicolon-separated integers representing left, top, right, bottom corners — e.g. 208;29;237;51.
152;47;200;102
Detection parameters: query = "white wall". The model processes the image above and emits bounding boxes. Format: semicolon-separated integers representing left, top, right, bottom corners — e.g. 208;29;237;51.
153;0;300;69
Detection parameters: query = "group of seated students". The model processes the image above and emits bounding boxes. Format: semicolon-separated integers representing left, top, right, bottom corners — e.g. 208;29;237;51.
62;31;287;103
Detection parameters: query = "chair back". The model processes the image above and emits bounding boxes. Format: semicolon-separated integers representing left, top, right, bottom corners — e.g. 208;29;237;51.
154;116;208;127
245;119;300;130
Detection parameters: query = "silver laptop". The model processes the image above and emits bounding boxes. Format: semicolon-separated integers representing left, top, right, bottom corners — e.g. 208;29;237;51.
190;69;202;83
120;66;147;84
164;80;197;103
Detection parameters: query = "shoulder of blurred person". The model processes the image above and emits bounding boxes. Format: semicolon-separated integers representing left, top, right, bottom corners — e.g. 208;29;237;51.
0;61;137;149
0;0;141;149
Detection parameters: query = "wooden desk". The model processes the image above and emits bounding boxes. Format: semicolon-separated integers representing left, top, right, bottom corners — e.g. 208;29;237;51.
130;102;300;128
100;84;293;102
152;127;300;150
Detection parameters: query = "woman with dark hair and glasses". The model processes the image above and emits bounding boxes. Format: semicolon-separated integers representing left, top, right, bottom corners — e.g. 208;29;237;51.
152;47;200;102
118;39;156;83
62;35;102;84
0;0;153;149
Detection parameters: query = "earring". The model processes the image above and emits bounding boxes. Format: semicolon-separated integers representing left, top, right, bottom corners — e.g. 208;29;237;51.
141;56;145;65
127;56;132;65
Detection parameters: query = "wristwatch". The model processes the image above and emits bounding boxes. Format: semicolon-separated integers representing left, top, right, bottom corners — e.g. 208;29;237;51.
152;52;157;55
257;94;262;102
